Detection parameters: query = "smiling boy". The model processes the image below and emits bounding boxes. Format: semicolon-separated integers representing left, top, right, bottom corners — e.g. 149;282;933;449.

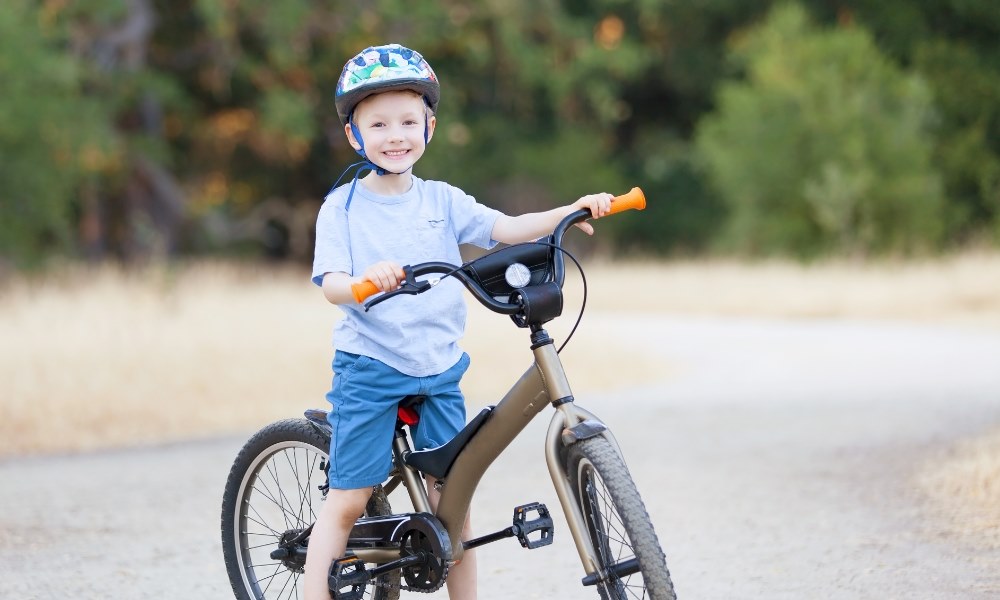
305;44;612;600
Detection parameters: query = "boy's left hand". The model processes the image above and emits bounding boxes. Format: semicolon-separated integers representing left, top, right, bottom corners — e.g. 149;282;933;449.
572;193;614;235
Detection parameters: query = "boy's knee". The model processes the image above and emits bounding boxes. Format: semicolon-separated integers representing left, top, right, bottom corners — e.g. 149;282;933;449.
323;487;374;525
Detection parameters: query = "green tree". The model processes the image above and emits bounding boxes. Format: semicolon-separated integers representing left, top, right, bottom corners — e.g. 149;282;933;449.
803;0;1000;243
695;3;945;257
0;0;117;268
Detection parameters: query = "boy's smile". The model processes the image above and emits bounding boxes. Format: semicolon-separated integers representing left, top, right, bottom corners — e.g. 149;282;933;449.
347;90;436;183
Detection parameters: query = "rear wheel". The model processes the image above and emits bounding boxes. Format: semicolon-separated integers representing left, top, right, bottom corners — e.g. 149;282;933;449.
566;436;675;600
221;418;400;599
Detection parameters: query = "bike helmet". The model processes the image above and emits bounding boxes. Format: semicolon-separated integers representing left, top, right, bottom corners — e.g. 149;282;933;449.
335;44;440;125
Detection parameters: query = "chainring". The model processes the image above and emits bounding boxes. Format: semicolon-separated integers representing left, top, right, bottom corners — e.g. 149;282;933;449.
399;529;449;593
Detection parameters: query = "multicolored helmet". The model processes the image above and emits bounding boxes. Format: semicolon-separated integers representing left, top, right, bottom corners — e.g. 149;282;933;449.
335;44;440;125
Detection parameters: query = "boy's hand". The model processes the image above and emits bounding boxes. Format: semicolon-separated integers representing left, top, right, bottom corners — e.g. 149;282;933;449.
572;193;614;235
361;261;406;292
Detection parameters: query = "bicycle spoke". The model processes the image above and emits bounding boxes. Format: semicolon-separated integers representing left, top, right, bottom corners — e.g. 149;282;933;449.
281;448;309;520
568;437;673;600
274;566;295;599
224;425;387;600
264;459;296;530
248;539;281;551
591;493;643;598
272;450;312;528
283;447;316;525
259;561;285;595
254;470;293;528
245;509;283;538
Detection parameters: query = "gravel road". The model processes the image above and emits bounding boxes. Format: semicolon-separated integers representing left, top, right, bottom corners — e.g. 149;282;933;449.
2;315;1000;599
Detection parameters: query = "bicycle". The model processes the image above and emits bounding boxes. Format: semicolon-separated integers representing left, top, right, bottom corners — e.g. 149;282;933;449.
220;187;675;599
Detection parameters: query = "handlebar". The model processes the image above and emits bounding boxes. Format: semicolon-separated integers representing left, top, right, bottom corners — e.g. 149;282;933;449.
350;187;646;312
351;280;381;304
606;186;646;215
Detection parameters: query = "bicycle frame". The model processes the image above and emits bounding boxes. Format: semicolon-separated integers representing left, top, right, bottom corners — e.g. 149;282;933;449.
338;192;649;585
222;189;668;600
350;326;614;580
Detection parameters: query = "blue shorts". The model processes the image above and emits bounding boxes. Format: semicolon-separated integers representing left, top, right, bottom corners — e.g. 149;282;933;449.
325;351;471;489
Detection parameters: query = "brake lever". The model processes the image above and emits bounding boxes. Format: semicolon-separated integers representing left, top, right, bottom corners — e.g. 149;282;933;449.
362;266;442;312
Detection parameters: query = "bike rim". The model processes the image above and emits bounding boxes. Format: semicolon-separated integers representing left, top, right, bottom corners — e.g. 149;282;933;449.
234;440;327;599
577;458;645;599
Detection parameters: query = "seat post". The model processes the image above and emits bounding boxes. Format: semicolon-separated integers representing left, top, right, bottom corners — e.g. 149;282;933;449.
392;425;432;513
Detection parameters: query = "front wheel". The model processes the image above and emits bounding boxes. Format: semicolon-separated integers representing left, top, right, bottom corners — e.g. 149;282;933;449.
566;436;676;600
220;418;400;600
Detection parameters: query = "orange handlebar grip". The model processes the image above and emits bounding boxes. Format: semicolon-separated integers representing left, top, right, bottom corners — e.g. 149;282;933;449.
608;187;646;215
351;280;380;304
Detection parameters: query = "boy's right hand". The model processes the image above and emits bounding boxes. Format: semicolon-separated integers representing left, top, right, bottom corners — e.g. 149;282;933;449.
360;261;406;292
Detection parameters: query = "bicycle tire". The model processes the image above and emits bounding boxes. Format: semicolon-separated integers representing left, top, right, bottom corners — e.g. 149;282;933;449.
565;436;676;600
221;418;400;600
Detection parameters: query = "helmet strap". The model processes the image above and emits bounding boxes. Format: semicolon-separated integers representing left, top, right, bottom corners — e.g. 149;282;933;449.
328;160;377;212
348;107;432;172
349;118;389;176
339;108;433;211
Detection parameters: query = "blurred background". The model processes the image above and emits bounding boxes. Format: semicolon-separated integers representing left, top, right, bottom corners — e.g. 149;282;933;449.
2;0;999;455
2;0;999;270
2;3;1000;594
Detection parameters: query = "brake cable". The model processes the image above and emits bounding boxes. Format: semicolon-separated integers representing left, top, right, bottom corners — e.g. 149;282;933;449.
364;240;589;353
529;241;587;354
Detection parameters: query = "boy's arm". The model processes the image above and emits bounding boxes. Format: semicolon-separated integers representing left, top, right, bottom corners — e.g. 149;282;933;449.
321;262;406;305
490;193;613;245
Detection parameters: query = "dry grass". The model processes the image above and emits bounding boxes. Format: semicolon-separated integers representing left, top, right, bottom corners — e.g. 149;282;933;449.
576;252;1000;327
919;429;1000;549
3;253;1000;458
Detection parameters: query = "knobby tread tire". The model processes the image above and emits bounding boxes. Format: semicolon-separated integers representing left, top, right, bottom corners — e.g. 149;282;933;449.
566;436;676;600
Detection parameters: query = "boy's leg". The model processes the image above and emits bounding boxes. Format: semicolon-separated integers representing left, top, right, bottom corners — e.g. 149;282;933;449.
310;351;409;598
415;352;477;598
426;474;478;600
303;487;373;600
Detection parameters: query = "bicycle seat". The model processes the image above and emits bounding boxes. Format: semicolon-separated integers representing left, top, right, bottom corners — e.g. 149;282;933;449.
307;396;428;433
404;406;494;479
396;395;425;426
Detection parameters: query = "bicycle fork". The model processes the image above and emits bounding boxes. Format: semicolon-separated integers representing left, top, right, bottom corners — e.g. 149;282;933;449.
533;335;637;587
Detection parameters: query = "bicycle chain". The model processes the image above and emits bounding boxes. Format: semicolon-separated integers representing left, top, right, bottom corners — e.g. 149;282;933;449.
359;561;447;595
400;561;449;594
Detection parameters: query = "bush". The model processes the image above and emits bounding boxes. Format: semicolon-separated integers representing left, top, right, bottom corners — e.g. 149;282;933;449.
0;1;117;268
694;3;945;257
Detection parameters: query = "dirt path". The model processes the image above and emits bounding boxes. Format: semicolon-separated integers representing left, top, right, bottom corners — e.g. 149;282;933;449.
2;315;999;599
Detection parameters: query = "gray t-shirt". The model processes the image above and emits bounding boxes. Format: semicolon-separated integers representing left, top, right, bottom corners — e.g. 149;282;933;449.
312;176;501;377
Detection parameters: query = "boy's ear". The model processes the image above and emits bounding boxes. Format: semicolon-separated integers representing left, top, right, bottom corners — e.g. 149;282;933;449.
344;123;363;151
426;115;437;143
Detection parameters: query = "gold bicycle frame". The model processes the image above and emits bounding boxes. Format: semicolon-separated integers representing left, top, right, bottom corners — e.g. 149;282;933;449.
352;330;612;579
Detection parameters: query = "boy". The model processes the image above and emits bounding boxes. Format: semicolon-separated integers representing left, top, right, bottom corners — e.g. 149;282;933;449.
305;43;613;600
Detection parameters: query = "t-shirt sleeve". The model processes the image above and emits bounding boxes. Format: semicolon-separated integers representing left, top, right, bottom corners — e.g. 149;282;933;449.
311;194;352;286
447;185;502;249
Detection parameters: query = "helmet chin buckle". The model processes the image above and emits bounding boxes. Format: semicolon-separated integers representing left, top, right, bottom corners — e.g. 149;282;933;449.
349;115;427;178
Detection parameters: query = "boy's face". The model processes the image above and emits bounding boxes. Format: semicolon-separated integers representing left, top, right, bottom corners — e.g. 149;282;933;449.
346;91;436;174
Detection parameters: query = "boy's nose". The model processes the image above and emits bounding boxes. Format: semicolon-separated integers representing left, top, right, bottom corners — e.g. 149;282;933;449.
386;127;405;142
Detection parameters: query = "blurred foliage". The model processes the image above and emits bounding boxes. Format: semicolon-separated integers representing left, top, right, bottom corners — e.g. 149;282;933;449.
0;0;119;267
1;0;999;269
695;4;944;257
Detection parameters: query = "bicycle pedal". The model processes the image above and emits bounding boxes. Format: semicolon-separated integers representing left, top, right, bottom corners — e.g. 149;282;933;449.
512;502;554;549
328;555;368;600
